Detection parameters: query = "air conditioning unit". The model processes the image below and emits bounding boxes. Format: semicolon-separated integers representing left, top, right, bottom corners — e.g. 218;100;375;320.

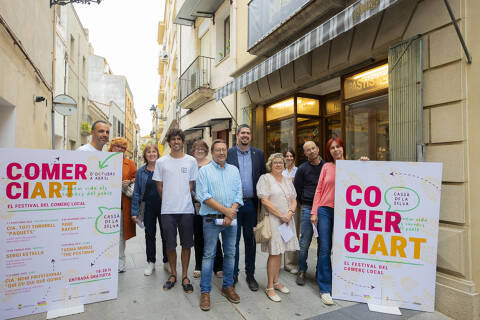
160;51;168;61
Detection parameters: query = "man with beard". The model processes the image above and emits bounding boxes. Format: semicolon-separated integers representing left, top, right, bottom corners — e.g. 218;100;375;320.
77;120;110;151
294;141;325;285
226;124;266;291
153;128;198;293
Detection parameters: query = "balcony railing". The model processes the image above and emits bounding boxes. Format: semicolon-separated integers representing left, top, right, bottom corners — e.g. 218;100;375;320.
179;56;213;103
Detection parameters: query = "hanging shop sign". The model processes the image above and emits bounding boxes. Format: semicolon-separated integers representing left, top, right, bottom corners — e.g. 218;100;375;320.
344;64;389;99
0;148;122;319
332;160;442;312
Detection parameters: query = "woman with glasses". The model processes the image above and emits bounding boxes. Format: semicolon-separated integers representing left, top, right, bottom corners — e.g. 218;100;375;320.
108;138;137;273
257;153;299;302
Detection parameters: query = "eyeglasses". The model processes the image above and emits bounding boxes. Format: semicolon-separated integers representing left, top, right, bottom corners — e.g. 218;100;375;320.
272;161;284;165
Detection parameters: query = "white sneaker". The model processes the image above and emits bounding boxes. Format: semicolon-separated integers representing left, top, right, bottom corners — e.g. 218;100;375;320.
144;262;155;276
289;268;299;275
118;257;126;273
321;293;334;305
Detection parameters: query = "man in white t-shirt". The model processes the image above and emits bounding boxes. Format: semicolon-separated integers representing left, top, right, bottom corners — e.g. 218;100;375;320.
153;128;198;293
76;120;110;151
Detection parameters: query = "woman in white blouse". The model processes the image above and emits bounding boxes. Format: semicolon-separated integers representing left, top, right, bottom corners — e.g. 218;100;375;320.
257;153;299;302
282;147;297;180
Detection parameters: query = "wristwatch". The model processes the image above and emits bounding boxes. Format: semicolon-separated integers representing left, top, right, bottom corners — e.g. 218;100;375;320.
288;209;295;215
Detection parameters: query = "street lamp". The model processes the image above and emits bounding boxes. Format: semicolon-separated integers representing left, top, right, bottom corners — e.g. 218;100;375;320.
150;104;159;145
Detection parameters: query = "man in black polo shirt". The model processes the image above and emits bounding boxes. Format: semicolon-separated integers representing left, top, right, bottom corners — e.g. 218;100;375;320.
294;141;325;285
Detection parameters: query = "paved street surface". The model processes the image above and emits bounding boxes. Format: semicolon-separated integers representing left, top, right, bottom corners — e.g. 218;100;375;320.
17;226;452;320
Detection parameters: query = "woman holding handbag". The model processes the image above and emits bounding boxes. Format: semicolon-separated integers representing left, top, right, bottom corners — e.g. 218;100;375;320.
256;153;299;302
131;143;168;276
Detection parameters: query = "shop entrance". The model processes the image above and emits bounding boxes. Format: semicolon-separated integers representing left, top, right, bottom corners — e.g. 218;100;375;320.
345;95;389;161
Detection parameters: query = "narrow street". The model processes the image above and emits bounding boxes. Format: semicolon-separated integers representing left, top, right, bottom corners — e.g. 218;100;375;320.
17;226;451;320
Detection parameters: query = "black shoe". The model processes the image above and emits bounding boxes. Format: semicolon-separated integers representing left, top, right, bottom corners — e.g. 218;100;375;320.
296;271;305;286
246;275;259;291
233;275;238;286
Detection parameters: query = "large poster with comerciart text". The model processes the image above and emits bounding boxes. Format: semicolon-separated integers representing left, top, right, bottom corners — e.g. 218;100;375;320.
0;148;122;319
332;160;442;312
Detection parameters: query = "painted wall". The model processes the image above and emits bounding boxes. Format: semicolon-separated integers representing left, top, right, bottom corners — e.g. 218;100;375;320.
0;0;54;149
65;4;89;149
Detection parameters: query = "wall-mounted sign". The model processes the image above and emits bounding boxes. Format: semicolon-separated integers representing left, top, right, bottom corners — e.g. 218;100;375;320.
326;97;341;115
344;64;388;100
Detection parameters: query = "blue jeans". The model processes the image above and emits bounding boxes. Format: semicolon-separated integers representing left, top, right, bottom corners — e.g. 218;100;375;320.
298;205;317;272
234;199;257;276
316;206;334;294
200;217;237;293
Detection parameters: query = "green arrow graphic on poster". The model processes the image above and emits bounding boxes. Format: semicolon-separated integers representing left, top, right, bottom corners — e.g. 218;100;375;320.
98;152;121;169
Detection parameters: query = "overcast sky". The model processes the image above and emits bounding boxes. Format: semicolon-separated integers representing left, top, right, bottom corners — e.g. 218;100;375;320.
74;0;165;136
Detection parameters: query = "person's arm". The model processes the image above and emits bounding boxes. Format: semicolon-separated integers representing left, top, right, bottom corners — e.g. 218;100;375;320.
152;159;162;198
293;166;304;204
310;166;327;225
259;150;267;175
231;168;244;209
203;198;235;217
260;197;291;223
130;170;142;222
156;181;163;199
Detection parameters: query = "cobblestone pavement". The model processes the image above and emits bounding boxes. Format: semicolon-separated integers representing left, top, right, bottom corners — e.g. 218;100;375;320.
16;226;452;320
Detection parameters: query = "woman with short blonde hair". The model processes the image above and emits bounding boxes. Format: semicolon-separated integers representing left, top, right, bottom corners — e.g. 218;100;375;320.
131;143;169;275
257;153;299;302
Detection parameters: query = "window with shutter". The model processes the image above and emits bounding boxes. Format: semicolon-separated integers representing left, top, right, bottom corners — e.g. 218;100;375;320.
388;36;423;162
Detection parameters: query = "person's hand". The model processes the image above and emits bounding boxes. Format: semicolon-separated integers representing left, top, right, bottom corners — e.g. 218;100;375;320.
359;156;369;161
223;216;232;226
223;207;237;219
280;214;291;224
122;179;131;188
131;216;138;224
310;214;318;225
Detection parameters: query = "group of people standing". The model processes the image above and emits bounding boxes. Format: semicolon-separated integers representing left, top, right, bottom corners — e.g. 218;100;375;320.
78;119;350;311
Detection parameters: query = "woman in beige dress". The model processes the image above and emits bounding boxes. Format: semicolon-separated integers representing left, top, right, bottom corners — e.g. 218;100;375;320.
256;153;300;302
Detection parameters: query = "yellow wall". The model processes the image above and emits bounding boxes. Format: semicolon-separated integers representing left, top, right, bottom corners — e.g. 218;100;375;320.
125;86;134;158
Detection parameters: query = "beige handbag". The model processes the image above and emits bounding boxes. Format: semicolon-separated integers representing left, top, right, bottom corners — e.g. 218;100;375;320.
253;210;271;243
253;175;272;243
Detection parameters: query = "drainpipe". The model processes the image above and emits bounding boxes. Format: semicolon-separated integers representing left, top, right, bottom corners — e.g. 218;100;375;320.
51;5;57;149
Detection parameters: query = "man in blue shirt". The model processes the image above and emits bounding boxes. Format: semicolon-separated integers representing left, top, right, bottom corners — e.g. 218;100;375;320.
196;139;243;311
226;124;266;291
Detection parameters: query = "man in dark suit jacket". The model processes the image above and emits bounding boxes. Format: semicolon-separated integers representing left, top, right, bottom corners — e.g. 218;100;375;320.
226;124;266;291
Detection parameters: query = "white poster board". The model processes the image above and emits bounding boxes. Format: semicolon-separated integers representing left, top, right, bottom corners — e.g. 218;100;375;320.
332;160;442;312
0;148;122;319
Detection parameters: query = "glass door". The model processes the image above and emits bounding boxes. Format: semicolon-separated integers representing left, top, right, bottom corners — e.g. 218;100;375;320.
265;118;294;157
345;95;389;160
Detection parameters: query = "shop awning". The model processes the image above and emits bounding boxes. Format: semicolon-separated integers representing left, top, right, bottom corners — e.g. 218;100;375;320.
174;0;224;26
215;0;399;101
